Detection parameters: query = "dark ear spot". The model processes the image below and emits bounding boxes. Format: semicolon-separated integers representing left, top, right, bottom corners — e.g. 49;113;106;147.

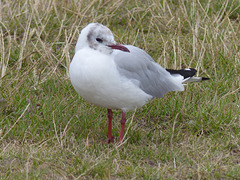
87;30;93;42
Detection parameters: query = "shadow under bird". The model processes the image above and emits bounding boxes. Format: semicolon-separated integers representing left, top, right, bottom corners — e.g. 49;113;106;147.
69;23;209;144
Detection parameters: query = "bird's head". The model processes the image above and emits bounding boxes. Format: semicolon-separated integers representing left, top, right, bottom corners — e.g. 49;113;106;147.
75;23;130;54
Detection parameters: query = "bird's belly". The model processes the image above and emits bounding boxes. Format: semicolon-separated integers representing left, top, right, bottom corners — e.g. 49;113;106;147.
69;55;152;111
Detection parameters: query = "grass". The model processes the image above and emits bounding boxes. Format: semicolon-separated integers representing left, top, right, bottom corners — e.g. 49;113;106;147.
0;0;240;179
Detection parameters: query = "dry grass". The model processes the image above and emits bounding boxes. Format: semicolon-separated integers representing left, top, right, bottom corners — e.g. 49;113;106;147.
0;0;240;179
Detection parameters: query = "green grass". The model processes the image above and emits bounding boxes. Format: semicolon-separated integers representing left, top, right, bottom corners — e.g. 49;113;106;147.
1;0;240;179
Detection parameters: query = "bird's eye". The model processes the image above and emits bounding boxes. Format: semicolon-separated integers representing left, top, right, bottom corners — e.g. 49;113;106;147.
96;38;103;43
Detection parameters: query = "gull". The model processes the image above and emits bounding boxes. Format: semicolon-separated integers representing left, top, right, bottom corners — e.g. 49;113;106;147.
69;23;209;144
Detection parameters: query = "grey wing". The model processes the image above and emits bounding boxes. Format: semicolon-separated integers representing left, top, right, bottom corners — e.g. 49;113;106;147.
113;45;184;98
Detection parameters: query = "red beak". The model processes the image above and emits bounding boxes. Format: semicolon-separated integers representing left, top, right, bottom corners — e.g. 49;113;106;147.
108;44;130;53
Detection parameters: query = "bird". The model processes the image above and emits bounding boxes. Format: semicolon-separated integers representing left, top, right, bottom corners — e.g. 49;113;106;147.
69;23;209;144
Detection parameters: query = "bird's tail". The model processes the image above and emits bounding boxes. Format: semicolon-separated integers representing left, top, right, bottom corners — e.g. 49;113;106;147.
166;68;210;84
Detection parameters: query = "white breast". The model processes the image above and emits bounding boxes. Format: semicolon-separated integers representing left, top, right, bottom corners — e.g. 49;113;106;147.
69;48;152;111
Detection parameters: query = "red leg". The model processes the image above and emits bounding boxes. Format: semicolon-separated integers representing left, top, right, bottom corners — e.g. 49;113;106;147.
119;111;126;144
107;109;114;143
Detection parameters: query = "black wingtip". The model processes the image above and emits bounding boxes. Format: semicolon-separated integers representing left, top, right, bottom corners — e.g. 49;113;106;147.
166;68;197;79
202;77;210;81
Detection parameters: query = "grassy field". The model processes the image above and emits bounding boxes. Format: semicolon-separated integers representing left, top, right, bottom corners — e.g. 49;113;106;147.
0;0;240;179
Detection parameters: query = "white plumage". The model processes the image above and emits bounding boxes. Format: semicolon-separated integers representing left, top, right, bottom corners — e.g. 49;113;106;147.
69;23;209;144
